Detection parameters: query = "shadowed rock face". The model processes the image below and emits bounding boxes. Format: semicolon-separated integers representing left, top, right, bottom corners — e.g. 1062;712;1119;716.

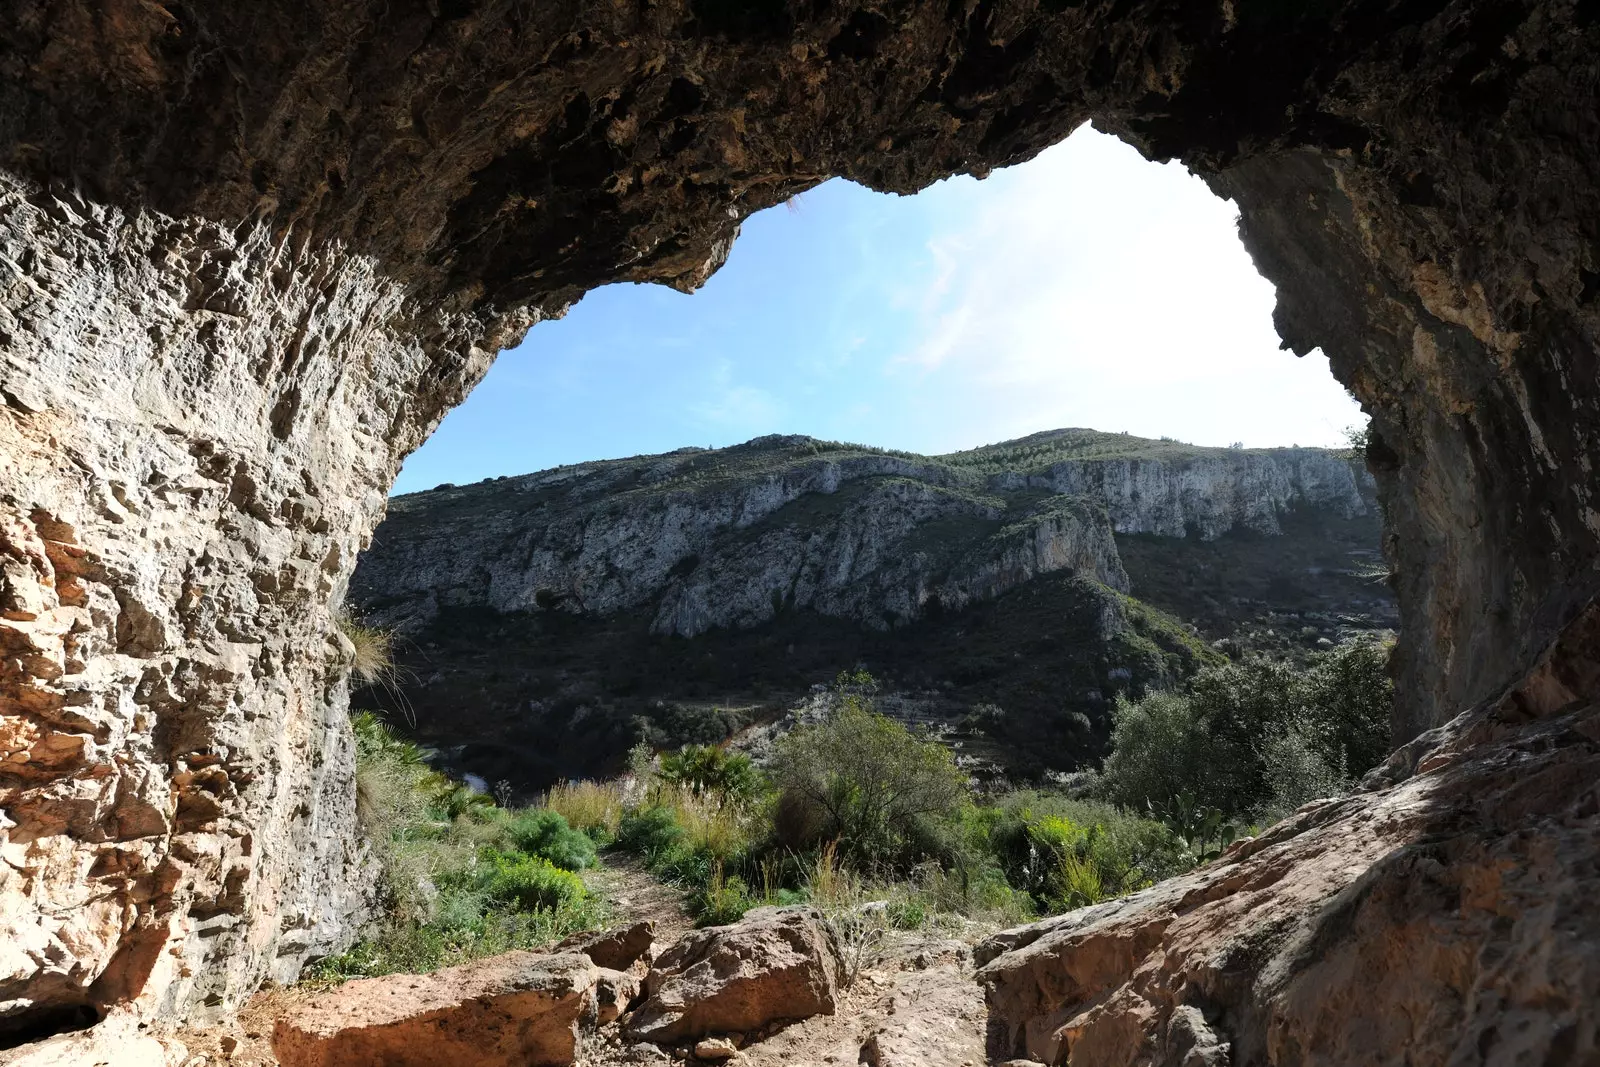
0;0;1597;1041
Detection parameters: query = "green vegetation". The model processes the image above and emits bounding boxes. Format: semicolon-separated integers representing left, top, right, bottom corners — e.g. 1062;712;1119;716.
658;745;763;804
598;673;1188;931
772;673;968;869
331;635;1393;989
936;427;1279;472
308;713;607;982
1097;638;1393;824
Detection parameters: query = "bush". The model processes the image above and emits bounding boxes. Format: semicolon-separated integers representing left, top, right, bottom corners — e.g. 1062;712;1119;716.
690;864;756;926
1097;691;1223;813
1097;638;1394;823
772;683;967;870
504;809;597;871
658;745;764;805
481;852;587;912
618;804;685;858
1258;725;1348;818
986;793;1190;912
1301;638;1391;775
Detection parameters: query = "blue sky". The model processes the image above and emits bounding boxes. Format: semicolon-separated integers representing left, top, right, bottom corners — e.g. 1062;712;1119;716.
393;124;1364;494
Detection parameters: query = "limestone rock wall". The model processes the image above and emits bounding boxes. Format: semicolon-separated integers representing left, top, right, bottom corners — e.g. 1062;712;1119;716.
992;450;1372;539
650;480;1129;637
0;171;502;1032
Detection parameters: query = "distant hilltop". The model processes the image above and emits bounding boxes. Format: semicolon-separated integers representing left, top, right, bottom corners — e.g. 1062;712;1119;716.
352;428;1373;637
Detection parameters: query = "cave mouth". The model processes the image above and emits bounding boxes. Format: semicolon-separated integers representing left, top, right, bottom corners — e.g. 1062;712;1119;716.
393;122;1364;494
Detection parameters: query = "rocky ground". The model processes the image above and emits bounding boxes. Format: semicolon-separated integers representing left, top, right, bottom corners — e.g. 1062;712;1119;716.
133;866;998;1067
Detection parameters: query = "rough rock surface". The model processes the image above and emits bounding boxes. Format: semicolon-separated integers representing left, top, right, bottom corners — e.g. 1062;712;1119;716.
556;920;657;975
270;950;604;1067
352;430;1367;637
626;906;842;1045
0;0;1597;1048
0;1012;187;1066
977;601;1600;1066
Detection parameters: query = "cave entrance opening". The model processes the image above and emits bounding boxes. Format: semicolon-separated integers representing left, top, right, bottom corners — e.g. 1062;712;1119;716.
352;121;1395;799
393;122;1365;493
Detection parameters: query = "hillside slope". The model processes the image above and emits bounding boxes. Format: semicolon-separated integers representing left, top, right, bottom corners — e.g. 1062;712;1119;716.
353;430;1372;637
347;431;1391;793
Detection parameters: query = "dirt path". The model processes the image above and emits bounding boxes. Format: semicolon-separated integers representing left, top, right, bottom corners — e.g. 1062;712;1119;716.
586;848;696;945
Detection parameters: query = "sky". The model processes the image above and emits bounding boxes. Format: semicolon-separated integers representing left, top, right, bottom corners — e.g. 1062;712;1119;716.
392;123;1365;494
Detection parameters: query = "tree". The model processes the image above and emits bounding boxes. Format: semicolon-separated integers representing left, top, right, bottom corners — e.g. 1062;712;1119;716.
773;680;967;869
1097;639;1394;822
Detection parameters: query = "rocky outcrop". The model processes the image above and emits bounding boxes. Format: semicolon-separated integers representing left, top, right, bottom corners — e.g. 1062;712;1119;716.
626;906;842;1045
351;431;1364;637
271;951;608;1067
555;920;656;975
976;600;1600;1066
984;441;1372;539
1;0;1598;1049
0;170;420;1036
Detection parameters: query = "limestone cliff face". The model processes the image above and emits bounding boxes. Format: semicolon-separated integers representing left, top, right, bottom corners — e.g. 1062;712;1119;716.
985;443;1373;539
0;169;503;1031
0;0;1597;1049
351;432;1367;638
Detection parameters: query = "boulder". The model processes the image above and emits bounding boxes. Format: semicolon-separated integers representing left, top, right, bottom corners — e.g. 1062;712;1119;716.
556;919;657;973
626;907;842;1044
693;1036;740;1060
271;951;600;1067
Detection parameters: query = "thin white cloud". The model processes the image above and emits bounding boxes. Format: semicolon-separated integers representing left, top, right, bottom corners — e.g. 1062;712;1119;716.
880;123;1363;452
690;360;784;430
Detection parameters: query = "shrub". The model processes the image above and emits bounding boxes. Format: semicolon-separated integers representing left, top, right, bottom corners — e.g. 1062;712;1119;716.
1097;639;1394;822
1300;638;1391;776
690;863;756;926
658;745;764;805
1258;725;1348;818
504;809;597;871
618;804;684;858
481;851;587;912
987;794;1190;912
772;683;967;870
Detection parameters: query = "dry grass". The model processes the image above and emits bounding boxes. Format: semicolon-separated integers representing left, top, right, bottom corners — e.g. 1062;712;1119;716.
806;842;887;988
337;611;396;686
544;779;625;839
655;782;752;860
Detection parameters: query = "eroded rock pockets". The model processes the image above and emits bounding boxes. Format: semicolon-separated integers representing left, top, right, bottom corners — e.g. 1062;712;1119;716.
0;0;1597;1044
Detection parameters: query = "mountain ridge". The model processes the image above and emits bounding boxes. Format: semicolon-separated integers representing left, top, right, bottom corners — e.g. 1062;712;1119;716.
357;429;1373;639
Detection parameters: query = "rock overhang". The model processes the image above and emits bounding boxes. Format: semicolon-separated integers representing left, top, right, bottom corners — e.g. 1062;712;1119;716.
0;0;1596;1040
